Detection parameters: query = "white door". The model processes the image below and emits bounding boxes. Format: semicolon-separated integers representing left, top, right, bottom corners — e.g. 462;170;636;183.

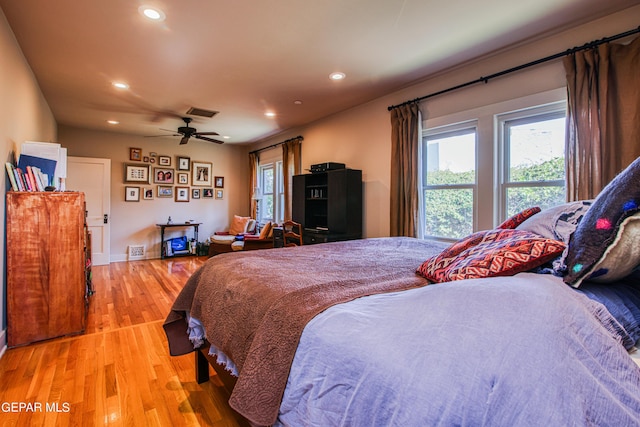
66;157;111;265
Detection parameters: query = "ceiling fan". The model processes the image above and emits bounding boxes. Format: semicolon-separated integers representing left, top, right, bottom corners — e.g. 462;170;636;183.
159;117;224;145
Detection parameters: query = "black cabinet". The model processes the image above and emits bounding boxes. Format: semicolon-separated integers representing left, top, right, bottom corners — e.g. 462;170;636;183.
292;168;362;244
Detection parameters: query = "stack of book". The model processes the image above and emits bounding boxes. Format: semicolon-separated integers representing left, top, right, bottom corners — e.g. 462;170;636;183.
5;162;51;191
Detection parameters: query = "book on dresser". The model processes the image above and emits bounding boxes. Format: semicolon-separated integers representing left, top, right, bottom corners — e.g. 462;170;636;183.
6;191;89;347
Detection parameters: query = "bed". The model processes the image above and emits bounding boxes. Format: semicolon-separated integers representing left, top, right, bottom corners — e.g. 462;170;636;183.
164;159;640;426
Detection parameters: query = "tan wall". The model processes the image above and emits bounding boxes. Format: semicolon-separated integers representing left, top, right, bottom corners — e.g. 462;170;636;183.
250;5;640;238
59;126;249;261
1;8;57;348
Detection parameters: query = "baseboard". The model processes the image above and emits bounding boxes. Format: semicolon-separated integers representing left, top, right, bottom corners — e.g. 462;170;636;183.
111;251;162;263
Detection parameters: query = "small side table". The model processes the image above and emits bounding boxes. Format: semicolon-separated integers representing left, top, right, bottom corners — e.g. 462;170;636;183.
156;223;201;259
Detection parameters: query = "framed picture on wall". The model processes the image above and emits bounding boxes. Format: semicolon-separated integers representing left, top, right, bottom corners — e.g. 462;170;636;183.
215;189;224;199
124;164;150;183
153;167;174;184
143;187;154;200
129;147;142;161
175;186;190;202
157;185;173;198
177;156;190;171
192;161;212;186
214;176;224;188
158;155;171;166
177;172;189;185
202;188;213;198
192;188;201;199
125;186;140;202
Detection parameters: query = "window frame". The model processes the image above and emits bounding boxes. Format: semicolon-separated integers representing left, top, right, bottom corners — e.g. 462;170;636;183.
497;103;566;222
257;160;284;224
421;121;478;241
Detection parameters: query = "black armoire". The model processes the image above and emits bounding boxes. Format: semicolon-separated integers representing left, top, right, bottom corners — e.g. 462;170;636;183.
292;168;362;244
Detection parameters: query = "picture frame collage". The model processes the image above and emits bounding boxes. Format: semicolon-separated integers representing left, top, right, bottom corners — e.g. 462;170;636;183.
124;148;224;202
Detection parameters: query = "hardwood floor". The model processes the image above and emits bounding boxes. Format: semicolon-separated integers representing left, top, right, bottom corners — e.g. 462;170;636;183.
0;256;247;426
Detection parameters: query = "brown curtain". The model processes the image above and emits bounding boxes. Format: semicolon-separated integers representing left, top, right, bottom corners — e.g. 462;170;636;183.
564;35;640;200
249;152;259;219
390;103;421;237
282;137;302;220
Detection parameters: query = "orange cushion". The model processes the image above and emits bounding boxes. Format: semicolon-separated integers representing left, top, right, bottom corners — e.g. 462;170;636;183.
259;221;272;239
229;215;251;235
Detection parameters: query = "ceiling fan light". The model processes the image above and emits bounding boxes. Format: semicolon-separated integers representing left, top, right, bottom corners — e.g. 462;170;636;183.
329;72;346;81
265;112;276;117
107;120;119;125
112;81;129;90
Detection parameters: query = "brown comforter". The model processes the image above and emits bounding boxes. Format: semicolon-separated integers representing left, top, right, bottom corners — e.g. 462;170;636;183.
163;237;447;425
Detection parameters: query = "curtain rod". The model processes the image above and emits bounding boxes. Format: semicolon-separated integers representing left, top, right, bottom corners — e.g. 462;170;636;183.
249;135;303;155
388;25;640;111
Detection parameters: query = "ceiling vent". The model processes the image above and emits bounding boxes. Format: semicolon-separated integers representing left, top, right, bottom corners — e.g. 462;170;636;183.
186;107;219;118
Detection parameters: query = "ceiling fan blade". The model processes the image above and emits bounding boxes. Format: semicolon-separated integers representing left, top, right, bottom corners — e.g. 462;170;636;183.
195;135;224;144
195;131;220;136
179;135;191;145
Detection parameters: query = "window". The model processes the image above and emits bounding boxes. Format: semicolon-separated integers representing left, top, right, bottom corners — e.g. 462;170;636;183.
499;107;566;218
258;161;284;223
422;123;477;239
421;89;567;240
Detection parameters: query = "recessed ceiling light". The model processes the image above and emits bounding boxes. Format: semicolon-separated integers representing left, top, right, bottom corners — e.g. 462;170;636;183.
265;112;276;117
329;72;346;81
223;136;230;139
139;6;166;21
107;120;119;125
293;100;303;105
112;81;129;89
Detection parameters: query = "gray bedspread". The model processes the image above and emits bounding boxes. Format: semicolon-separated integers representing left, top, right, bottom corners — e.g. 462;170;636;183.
277;272;640;426
164;237;448;425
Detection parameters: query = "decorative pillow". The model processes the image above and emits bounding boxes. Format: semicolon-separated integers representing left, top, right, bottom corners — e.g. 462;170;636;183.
497;207;541;229
245;219;257;234
258;221;272;239
563;157;640;287
416;229;565;283
516;200;592;243
229;215;251;235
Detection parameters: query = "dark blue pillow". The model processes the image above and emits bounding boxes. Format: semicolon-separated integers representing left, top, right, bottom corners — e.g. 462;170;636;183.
564;157;640;287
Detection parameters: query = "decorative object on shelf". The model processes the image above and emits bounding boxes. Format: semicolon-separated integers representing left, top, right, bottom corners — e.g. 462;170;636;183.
167;216;173;224
125;186;140;202
192;161;212;186
158;155;171;166
129;147;142;161
203;188;213;198
192;188;201;199
124;164;151;183
215;176;224;188
157;185;173;198
177;156;190;171
215;189;224;199
175;186;190;202
143;187;154;200
153;167;174;184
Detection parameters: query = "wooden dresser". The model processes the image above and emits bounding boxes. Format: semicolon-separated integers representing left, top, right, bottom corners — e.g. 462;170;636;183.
6;192;88;347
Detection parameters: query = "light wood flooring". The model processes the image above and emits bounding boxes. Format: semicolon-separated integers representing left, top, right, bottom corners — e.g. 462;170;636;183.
0;256;247;427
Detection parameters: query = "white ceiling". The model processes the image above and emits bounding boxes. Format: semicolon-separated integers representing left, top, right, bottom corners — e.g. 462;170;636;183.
1;0;637;145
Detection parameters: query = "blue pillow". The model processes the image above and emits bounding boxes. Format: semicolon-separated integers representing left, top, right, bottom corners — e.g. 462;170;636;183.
563;157;640;287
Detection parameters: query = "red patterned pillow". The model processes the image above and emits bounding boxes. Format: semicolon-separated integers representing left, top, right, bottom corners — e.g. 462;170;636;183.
416;229;565;283
497;207;541;229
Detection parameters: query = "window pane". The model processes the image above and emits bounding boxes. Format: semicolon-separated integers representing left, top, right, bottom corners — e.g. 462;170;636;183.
263;168;274;193
262;195;273;220
506;186;566;217
424;189;473;239
425;130;475;185
508;117;565;182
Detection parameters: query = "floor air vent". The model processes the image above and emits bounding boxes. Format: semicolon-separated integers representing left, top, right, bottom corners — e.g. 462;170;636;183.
128;245;146;260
